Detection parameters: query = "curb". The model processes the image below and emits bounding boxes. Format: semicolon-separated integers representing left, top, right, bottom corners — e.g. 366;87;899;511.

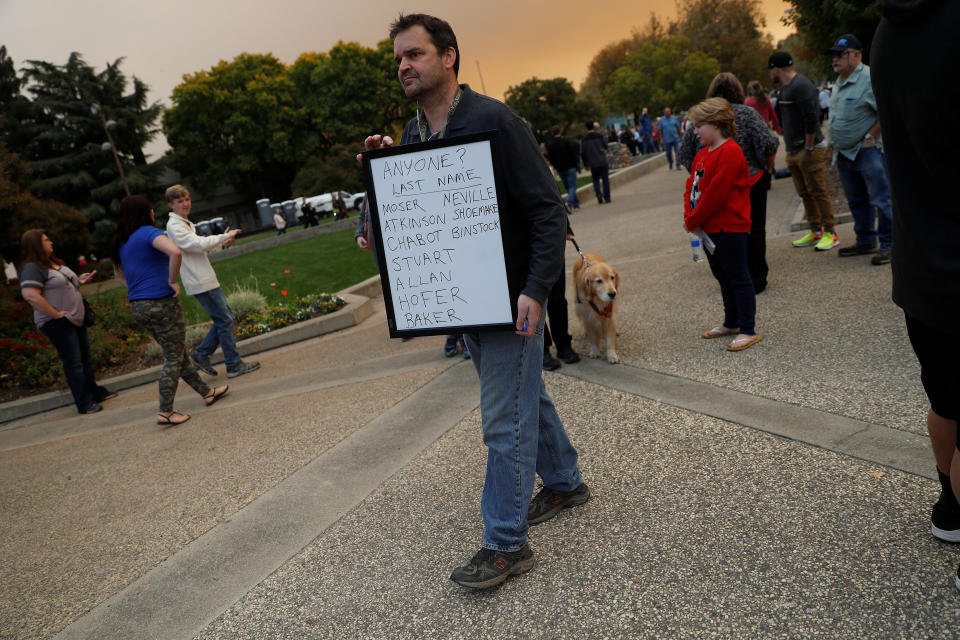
575;153;667;202
0;277;382;424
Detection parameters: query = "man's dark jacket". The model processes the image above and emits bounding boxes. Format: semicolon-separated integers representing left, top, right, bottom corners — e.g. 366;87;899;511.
546;136;580;173
398;84;566;307
580;130;608;169
872;0;960;334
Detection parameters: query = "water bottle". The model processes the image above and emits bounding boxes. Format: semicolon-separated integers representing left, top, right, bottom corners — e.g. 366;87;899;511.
690;234;705;262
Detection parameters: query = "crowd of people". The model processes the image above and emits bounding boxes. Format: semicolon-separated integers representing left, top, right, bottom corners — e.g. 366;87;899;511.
14;2;956;595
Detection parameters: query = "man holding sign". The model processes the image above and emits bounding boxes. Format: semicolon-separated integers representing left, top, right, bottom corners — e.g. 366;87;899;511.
362;13;589;589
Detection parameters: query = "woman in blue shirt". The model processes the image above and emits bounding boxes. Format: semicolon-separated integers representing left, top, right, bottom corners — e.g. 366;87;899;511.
111;195;228;426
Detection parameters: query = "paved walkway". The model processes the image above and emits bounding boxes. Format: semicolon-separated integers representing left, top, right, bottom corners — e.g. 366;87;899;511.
2;156;956;640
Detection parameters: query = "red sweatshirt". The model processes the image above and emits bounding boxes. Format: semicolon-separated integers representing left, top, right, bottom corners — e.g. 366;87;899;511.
683;139;758;234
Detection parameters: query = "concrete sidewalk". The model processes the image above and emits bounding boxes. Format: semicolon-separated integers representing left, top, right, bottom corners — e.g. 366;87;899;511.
2;158;955;640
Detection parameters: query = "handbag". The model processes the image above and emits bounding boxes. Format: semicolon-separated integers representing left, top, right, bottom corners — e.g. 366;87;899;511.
82;299;96;327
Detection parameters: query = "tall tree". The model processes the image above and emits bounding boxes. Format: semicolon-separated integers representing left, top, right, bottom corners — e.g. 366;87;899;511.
0;143;90;266
605;36;720;116
782;0;882;65
163;53;304;202
11;53;163;253
672;0;775;85
290;40;409;152
504;77;579;142
581;15;667;107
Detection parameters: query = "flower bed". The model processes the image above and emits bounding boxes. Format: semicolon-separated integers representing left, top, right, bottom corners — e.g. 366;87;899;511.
235;292;344;339
1;279;345;397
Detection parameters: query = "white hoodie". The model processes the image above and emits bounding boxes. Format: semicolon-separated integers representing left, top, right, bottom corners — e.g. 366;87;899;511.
165;214;230;295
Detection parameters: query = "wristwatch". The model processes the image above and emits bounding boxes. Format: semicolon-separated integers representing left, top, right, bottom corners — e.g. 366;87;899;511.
864;133;874;141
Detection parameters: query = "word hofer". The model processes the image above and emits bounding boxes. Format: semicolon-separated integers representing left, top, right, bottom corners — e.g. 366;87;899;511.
397;287;467;328
363;133;514;336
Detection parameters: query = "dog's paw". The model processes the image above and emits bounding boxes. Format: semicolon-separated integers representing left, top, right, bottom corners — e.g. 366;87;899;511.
606;351;620;364
588;345;602;359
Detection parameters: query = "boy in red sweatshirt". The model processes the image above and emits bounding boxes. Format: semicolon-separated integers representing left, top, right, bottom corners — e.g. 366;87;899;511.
683;97;763;351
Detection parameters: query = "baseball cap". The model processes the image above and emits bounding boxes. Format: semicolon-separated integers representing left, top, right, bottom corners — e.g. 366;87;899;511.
826;34;862;54
768;51;793;69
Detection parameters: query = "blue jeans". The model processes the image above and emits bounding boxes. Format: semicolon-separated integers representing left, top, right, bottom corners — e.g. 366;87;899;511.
463;322;583;552
40;318;110;413
193;287;240;368
836;146;893;249
590;165;610;203
704;232;756;335
559;167;580;209
663;139;679;168
640;135;654;154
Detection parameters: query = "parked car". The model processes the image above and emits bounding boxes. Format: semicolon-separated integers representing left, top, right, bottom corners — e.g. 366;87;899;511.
296;191;366;218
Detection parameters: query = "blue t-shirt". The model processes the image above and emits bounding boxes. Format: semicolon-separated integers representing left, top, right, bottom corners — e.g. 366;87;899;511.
119;226;175;301
659;115;681;143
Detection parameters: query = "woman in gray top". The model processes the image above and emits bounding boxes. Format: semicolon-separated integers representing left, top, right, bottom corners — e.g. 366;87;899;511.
679;72;780;292
18;229;116;414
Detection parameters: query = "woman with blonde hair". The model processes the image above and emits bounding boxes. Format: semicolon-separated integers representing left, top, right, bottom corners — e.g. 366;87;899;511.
683;97;763;352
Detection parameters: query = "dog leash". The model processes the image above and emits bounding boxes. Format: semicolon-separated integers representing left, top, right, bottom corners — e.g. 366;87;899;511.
570;237;590;268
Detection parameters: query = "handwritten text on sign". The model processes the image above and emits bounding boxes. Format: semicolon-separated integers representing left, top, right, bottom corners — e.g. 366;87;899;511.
368;140;512;331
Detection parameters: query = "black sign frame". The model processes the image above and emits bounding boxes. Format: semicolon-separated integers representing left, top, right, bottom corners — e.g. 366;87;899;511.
361;130;515;338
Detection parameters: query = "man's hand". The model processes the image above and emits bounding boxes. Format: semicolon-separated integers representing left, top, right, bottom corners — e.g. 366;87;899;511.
356;135;394;164
169;282;181;298
863;136;876;148
515;294;542;337
222;227;241;247
356;236;369;250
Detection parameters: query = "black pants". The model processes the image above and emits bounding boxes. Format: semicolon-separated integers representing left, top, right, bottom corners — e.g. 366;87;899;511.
590;165;610;203
543;264;572;351
748;171;771;291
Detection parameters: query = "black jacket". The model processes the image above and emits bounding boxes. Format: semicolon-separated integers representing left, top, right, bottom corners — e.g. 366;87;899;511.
872;0;960;334
399;85;566;306
580;131;608;169
545;136;580;173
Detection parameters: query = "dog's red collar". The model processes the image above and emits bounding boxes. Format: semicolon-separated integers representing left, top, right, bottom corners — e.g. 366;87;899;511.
589;300;614;318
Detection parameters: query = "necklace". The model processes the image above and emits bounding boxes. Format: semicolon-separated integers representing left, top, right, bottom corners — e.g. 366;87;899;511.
417;86;463;142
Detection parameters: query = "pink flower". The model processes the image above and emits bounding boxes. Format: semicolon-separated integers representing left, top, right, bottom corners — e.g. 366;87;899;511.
270;282;276;287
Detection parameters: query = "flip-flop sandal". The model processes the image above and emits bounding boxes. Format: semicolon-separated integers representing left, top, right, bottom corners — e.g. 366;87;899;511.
158;410;190;426
727;334;762;351
702;326;739;339
204;385;229;407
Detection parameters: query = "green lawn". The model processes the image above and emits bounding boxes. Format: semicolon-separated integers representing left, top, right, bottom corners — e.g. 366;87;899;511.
556;176;594;192
93;228;378;326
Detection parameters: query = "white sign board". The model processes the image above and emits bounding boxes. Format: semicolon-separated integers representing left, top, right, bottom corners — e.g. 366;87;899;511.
362;132;514;337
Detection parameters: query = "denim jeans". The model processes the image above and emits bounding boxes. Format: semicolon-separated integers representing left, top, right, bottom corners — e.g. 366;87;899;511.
40;318;110;413
663;139;679;168
704;232;756;335
590;165;610;203
193;287;240;368
559;167;580;209
836;146;893;249
463;321;583;552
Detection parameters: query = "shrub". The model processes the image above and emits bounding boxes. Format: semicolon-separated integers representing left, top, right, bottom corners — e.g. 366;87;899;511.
226;280;268;321
0;280;151;389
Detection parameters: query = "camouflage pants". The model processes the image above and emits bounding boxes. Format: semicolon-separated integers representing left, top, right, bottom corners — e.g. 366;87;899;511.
130;296;210;412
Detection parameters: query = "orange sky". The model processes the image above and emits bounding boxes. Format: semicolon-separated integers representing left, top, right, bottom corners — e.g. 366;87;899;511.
1;0;793;156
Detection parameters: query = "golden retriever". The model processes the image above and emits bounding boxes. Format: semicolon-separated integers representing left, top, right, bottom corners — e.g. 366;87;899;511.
573;253;620;363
